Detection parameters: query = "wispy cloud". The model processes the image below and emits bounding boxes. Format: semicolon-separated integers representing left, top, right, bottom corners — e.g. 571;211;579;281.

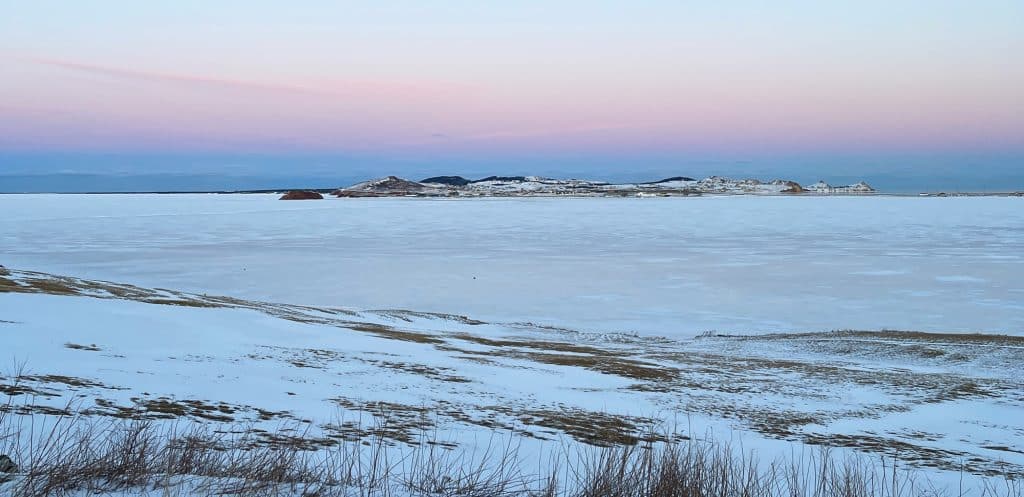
395;123;647;148
27;57;334;96
25;57;468;100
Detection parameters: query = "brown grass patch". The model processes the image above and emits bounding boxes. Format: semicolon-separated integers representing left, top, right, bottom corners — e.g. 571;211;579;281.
450;332;626;356
756;329;1024;347
0;383;55;397
139;298;222;308
368;360;472;383
509;407;673;447
516;351;676;382
344;322;446;344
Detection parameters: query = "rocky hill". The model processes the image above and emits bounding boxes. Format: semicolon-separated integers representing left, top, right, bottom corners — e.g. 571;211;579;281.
279;190;324;200
804;180;875;193
332;176;428;197
331;175;875;197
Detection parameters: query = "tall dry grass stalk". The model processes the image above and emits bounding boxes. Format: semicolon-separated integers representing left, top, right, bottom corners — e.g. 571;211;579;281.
0;400;1019;497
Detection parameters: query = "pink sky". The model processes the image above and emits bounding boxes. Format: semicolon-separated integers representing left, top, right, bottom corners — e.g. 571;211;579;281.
1;1;1022;158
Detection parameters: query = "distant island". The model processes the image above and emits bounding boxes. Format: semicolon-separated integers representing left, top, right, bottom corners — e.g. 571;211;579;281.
280;175;875;199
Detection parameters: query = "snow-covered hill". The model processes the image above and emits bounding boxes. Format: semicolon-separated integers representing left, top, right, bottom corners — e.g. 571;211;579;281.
804;180;875;193
332;175;875;197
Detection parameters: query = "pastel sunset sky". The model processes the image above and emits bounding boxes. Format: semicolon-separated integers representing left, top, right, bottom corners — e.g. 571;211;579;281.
1;1;1022;189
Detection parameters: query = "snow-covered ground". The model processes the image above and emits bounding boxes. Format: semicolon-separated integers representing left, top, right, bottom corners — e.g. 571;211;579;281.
1;268;1022;493
0;194;1021;336
1;194;1023;494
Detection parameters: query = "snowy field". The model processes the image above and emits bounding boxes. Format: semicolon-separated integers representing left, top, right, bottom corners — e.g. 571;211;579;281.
1;194;1022;337
1;194;1023;494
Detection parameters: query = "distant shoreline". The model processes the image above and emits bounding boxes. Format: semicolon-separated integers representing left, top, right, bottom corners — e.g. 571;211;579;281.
2;173;1023;197
2;190;1022;197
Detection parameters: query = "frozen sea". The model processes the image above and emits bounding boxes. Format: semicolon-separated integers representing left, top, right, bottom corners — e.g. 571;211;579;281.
1;193;1022;337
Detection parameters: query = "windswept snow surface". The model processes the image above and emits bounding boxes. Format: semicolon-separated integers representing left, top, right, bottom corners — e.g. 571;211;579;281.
0;194;1021;336
1;269;1023;493
2;194;1024;494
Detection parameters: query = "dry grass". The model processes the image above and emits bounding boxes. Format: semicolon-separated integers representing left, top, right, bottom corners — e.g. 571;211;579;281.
371;309;487;325
446;333;676;382
522;352;676;382
450;333;629;357
1;405;1020;497
753;330;1024;347
0;268;457;348
346;322;448;344
368;360;472;383
137;297;223;308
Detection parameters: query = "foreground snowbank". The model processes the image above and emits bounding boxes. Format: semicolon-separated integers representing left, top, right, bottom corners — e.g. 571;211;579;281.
2;268;1022;495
